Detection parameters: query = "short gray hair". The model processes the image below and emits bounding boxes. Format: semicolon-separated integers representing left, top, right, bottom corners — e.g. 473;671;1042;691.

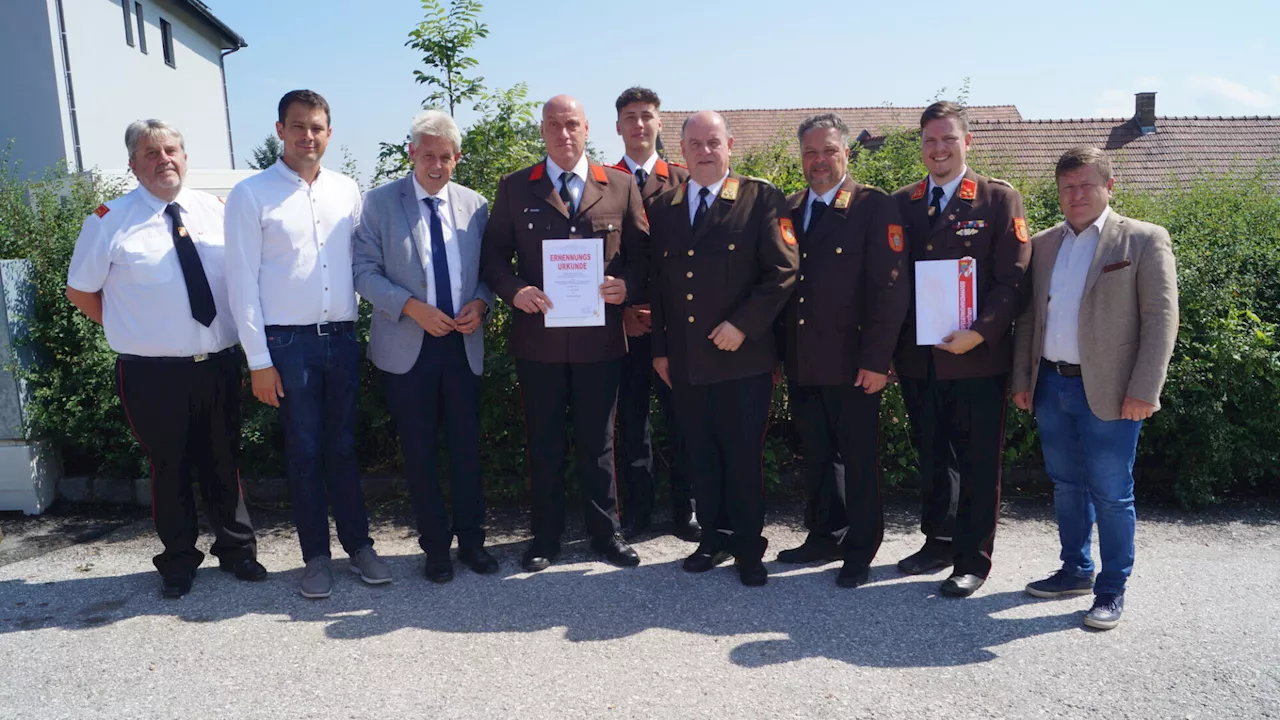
410;110;462;154
125;119;184;160
797;113;849;145
680;112;733;140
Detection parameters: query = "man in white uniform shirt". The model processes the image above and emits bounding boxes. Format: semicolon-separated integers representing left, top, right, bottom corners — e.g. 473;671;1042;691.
66;120;265;600
225;90;389;599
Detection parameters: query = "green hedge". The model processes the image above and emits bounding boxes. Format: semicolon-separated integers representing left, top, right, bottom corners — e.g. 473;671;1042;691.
2;142;1276;509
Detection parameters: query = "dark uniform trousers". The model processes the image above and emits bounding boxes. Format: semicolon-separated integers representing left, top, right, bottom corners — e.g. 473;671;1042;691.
382;332;485;554
116;351;256;577
671;372;772;561
617;331;691;525
517;358;622;544
480;159;649;549
615;157;694;526
649;173;799;563
892;170;1030;579
900;364;1008;577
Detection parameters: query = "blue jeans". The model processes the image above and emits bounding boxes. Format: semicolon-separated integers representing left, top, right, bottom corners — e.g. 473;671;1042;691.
268;325;371;562
1034;367;1141;596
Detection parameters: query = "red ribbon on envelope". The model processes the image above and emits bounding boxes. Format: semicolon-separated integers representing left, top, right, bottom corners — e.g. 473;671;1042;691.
957;257;975;330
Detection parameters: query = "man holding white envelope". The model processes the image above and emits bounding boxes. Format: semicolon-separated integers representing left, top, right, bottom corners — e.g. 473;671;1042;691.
891;101;1032;597
480;94;649;573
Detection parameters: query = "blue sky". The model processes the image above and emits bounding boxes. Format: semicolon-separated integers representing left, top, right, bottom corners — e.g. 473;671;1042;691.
207;0;1280;184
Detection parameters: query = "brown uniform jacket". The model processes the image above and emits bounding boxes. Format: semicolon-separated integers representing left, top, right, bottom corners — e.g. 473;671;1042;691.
649;172;799;386
780;177;911;386
892;169;1032;380
481;159;649;363
613;157;691;206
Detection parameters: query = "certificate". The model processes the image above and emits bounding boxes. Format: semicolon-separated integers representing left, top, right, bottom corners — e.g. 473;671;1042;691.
542;238;605;328
914;256;978;345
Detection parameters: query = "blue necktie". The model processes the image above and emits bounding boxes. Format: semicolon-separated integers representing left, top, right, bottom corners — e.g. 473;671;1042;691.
424;197;454;317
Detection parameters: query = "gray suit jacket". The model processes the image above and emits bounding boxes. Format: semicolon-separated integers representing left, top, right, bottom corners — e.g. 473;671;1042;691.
353;176;492;375
1012;210;1179;421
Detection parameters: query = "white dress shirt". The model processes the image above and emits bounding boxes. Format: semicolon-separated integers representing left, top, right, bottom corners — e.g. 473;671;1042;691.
1044;206;1111;364
67;185;238;357
927;166;968;211
804;176;846;231
412;176;464;313
621;153;659;177
546;155;588;213
224;160;362;370
687;172;729;225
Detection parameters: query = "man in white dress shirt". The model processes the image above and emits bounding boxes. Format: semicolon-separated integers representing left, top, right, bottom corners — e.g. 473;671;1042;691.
66;120;265;599
225;90;389;599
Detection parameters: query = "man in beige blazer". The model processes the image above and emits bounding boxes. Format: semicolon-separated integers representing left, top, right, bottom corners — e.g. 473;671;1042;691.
1012;146;1178;630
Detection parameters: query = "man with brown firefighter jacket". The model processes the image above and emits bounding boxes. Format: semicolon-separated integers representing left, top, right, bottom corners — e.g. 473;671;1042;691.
610;86;696;542
775;113;910;588
892;101;1032;597
649;110;798;587
480;94;649;573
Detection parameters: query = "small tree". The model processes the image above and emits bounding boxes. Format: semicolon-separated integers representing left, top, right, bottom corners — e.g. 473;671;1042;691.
247;135;283;170
407;0;489;117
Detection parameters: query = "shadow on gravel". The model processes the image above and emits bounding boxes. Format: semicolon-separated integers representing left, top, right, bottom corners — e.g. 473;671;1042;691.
0;535;1083;669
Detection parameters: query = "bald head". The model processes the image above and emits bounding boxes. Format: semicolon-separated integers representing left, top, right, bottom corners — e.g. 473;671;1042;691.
542;94;589;169
680;110;734;186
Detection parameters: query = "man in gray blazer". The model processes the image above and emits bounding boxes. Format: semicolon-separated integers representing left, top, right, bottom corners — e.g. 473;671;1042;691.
353;109;498;582
1012;146;1178;630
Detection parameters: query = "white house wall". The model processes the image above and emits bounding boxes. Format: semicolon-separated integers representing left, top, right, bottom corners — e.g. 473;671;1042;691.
61;0;234;173
0;0;70;179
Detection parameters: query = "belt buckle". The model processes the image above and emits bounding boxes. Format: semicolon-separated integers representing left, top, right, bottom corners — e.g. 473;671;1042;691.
193;353;208;363
316;322;330;336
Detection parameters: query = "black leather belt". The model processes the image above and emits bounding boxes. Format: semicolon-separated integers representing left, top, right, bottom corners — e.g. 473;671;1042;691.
1042;358;1082;377
118;346;238;364
266;321;355;336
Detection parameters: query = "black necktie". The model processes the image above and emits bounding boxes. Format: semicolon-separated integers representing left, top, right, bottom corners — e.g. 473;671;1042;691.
692;187;711;230
162;203;216;327
423;197;454;317
930;186;945;228
559;171;575;213
634;168;648;187
808;199;828;232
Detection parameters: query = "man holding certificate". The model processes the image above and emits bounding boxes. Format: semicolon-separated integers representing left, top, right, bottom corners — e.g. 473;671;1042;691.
480;94;650;573
892;102;1032;597
649;111;798;587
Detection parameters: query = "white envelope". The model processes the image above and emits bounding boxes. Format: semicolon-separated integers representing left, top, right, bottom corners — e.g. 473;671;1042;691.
915;257;978;345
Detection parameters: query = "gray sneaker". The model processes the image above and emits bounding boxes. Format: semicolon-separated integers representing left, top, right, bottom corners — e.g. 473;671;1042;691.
300;556;333;599
349;546;392;585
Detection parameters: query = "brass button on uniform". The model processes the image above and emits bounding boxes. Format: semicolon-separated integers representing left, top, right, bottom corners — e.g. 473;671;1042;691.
799;274;805;281
835;247;843;254
728;244;735;251
799;297;805;303
686;271;693;279
926;244;934;251
802;252;808;259
964;240;972;247
799;319;805;325
687;315;695;323
570;226;577;233
687;249;695;256
686;293;693;300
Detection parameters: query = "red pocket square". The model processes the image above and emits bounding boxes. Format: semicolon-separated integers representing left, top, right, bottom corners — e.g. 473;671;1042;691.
1103;260;1131;273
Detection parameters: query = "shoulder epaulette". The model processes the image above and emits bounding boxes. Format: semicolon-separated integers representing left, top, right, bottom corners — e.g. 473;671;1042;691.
989;177;1014;188
590;164;609;184
93;204;110;218
864;185;888;195
529;163;546;182
741;175;774;187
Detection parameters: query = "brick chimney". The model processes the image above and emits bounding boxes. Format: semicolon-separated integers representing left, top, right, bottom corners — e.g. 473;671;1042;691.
1135;92;1157;135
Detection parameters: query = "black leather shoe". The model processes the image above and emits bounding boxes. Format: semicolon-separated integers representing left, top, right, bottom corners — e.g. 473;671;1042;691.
621;514;651;540
161;572;193;599
521;543;559;573
737;559;768;587
776;537;843;564
940;573;986;597
591;532;640;567
682;546;732;573
219;557;268;582
672;513;702;543
836;563;871;588
457;546;499;574
424;554;454;584
896;543;953;575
